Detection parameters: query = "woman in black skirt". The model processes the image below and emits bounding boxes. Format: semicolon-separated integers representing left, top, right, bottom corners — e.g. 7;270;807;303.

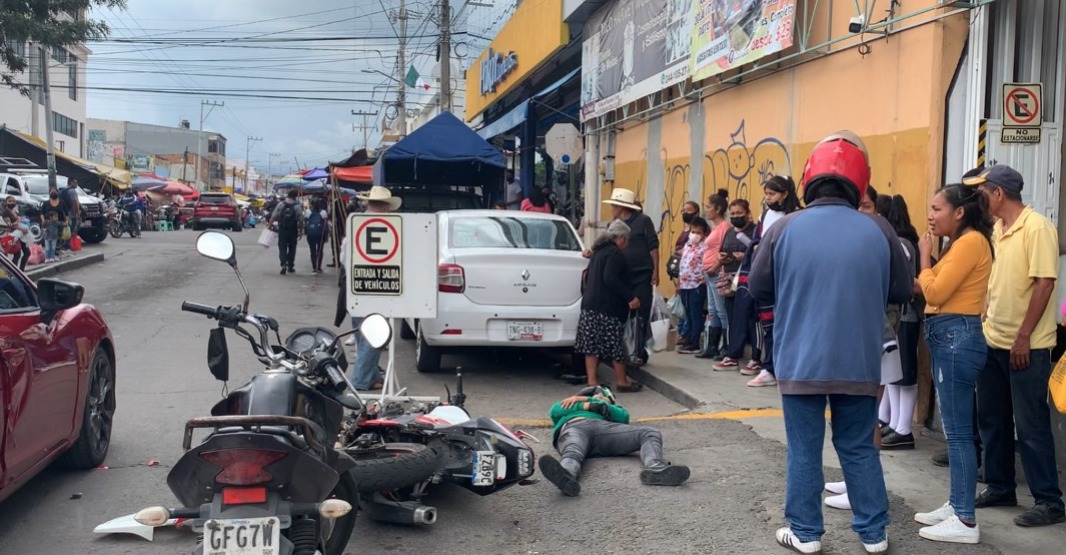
576;219;643;392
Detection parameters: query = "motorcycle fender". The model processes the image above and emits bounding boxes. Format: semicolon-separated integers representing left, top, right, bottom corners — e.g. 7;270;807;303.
93;515;184;541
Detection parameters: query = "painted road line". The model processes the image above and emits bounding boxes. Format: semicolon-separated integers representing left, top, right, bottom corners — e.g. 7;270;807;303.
495;408;785;428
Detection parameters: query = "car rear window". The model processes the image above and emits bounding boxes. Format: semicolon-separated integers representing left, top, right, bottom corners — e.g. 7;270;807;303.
448;216;581;251
198;195;231;204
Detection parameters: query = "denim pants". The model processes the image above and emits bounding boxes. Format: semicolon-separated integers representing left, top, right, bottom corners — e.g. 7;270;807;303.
781;394;889;544
679;286;706;345
724;294;760;361
705;273;729;333
554;419;666;477
977;347;1064;509
44;239;56;260
925;314;986;520
348;316;383;390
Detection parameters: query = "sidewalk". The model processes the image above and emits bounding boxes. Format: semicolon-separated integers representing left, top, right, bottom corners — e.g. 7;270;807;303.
629;349;1064;555
23;251;105;280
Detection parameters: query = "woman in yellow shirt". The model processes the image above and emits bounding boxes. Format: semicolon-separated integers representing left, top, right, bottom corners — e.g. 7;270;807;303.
912;183;994;544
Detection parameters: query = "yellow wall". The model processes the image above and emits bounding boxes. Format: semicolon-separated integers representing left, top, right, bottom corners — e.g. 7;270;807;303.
605;13;969;296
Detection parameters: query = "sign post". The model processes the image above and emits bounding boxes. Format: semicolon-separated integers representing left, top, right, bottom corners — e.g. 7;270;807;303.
347;213;439;403
1001;83;1043;144
545;123;583;165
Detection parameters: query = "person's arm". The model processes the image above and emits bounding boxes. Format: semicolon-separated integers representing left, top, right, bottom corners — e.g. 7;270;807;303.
748;221;783;306
877;220;914;305
603;403;630;424
1011;224;1060;369
644;216;660;286
602;251;636;302
916;235;979;307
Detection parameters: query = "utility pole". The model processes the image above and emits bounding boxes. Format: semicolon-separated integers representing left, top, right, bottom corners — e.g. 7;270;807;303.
244;136;261;193
439;0;452;113
352;110;375;149
29;44;39;139
195;99;224;192
268;152;282;189
397;0;407;137
39;45;57;191
181;147;190;184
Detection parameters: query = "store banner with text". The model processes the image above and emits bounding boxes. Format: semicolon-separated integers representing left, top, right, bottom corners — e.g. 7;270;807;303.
581;0;693;122
690;0;796;81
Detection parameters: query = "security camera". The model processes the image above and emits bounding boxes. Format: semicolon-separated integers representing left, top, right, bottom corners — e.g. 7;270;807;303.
849;14;866;33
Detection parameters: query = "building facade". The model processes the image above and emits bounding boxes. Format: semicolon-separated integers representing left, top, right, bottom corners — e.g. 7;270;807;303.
86;118;227;190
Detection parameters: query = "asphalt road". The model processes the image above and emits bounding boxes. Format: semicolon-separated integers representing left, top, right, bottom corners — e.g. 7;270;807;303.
0;231;1006;554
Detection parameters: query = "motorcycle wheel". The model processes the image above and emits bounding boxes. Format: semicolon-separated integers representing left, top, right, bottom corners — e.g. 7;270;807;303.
321;474;358;555
108;220;122;239
345;442;440;493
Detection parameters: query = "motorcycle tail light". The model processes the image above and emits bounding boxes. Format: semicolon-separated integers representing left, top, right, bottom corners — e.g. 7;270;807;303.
200;449;287;486
222;486;268;505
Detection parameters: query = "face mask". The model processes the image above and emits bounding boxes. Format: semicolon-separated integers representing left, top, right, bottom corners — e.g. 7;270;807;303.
767;201;784;212
730;216;747;228
681;212;694;224
688;234;702;244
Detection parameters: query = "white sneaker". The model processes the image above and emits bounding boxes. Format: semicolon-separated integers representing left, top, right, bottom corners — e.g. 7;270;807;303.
824;481;847;495
747;369;777;387
775;527;822;554
914;502;955;526
918;515;979;544
824;492;851;510
862;534;889;554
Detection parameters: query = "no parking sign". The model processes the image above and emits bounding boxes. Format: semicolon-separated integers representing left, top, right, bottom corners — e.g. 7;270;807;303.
346;213;438;318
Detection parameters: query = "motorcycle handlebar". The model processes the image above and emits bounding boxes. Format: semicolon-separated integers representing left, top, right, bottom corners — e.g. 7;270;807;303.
324;363;348;393
181;301;220;319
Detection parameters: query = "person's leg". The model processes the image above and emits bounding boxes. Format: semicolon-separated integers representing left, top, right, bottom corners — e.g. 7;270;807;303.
679;288;702;346
976;348;1018;499
586;420;689;485
286;232;297;270
725;289;753;360
881;385;897;428
709;281;729;342
895;386;918;436
828;394;889;545
585;355;600;386
347;316;383;389
540;419;594;496
781;394;828;543
278;233;290;270
1008;349;1065;512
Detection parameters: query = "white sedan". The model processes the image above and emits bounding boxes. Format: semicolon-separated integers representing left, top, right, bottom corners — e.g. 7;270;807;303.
405;210;587;372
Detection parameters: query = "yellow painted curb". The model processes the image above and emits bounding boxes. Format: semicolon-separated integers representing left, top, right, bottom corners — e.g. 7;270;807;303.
495;408;785;428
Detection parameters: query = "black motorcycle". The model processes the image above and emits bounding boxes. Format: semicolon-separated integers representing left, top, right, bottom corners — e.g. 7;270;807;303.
108;207;139;238
123;231;433;555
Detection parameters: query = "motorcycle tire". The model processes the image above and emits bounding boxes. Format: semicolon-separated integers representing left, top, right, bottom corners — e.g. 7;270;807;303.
321;474;358;555
108;220;122;239
345;442;440;493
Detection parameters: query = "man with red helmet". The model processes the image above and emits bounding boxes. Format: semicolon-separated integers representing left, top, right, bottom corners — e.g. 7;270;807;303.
749;131;912;554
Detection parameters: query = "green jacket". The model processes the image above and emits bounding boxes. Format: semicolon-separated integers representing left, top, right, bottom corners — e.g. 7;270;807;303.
549;399;630;444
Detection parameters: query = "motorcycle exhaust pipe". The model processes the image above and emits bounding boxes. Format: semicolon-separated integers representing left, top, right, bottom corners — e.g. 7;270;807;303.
362;493;437;526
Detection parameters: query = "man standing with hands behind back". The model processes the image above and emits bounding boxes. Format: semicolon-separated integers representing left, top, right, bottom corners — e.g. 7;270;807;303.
966;165;1065;527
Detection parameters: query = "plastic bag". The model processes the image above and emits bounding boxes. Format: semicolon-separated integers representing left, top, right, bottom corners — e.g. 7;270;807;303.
667;294;685;320
258;229;278;248
1;235;19;255
70;235;82;252
623;312;644;366
28;244;45;265
648;293;671;352
60;225;72;240
1052;353;1066;415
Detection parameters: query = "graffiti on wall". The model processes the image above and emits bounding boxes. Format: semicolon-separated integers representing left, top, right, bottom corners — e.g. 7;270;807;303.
704;121;791;204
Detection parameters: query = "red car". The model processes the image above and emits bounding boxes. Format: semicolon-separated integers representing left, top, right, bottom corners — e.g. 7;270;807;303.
190;193;242;232
0;255;116;503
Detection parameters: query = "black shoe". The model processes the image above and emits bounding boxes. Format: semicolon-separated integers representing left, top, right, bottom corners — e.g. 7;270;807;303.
880;431;915;450
538;455;580;496
288;267;295;273
640;464;690;486
880;424;895;438
694;348;720;359
975;488;1018;508
931;450;949;467
677;346;701;354
1014;504;1066;527
280;268;287;275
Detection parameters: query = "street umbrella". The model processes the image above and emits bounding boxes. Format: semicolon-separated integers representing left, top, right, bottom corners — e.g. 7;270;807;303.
276;174;304;186
302;167;328;181
301;178;328;194
131;176;167;191
148;180;197;197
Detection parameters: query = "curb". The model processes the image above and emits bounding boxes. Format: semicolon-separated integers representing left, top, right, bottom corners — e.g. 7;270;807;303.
627;363;702;410
24;252;105;280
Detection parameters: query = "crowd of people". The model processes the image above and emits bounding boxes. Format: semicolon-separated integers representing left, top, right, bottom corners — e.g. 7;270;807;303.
1;178;85;269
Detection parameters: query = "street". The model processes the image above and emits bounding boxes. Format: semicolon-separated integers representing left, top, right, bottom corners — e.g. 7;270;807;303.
0;231;1003;555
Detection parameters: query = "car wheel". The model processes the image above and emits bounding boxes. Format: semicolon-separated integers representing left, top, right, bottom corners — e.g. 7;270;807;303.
415;325;441;373
232;222;242;233
400;319;416;340
193;223;204;231
60;348;116;469
80;228;107;244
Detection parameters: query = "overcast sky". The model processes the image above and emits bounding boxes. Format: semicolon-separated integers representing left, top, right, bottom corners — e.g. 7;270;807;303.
86;0;507;174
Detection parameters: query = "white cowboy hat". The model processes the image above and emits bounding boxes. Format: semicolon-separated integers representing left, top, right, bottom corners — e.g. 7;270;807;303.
357;185;402;211
602;188;642;211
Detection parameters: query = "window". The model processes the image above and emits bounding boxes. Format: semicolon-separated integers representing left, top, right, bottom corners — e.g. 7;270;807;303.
50;46;68;64
52;112;78;138
448;216;581;251
12;41;25;59
208;141;218;153
68;55;77;100
0;262;38;312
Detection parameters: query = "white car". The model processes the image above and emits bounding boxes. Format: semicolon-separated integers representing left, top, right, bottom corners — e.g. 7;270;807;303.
406;210;587;372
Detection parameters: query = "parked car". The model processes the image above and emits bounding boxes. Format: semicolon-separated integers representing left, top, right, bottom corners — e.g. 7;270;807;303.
190;193;242;231
0;257;117;503
404;210;586;372
1;172;109;243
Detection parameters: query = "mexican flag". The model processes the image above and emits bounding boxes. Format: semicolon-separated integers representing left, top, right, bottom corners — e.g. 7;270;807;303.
404;65;432;91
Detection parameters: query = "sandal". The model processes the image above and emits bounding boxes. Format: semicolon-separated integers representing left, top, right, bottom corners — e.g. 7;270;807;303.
617;382;644;393
369;381;384;391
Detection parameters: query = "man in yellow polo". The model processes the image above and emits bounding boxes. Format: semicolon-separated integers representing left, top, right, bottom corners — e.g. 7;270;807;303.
967;164;1065;528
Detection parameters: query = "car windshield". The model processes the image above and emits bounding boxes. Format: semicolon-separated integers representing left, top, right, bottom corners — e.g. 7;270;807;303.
199;195;230;204
24;175;68;195
448;216;581;251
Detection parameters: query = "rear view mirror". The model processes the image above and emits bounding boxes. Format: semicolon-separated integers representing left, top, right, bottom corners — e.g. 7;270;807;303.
360;314;392;349
38;278;84;323
196;231;235;265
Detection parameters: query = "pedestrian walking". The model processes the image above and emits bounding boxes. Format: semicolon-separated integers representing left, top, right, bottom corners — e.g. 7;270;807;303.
305;198;329;274
967;164;1066;528
601;187;659;364
749;131;911;555
269;190;303;275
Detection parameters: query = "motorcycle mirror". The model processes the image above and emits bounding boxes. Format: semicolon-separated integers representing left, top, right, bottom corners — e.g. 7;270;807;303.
359;314;392;349
196;231;236;266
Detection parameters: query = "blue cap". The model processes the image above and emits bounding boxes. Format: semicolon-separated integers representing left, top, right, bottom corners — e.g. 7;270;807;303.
963;164;1024;193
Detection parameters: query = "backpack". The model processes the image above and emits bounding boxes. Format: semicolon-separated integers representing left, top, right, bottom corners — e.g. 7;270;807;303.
306;211;324;238
278;202;298;231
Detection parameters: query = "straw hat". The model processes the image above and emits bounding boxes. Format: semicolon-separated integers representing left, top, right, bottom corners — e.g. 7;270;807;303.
602;188;642;211
357;185;402;211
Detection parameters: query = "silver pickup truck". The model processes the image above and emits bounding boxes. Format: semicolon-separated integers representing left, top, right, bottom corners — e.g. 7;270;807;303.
1;171;109;244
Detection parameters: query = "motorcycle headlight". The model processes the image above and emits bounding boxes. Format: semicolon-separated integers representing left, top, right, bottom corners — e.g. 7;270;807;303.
517;449;533;477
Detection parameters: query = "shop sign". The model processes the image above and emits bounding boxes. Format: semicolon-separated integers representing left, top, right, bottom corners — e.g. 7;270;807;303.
690;0;797;81
581;0;693;122
480;49;519;95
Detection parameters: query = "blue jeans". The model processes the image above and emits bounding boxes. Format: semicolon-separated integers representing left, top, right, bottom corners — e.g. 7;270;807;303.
977;347;1064;509
679;286;706;345
925;314;986;520
705;273;729;333
781;394;889;544
44;239;56;259
348;316;383;390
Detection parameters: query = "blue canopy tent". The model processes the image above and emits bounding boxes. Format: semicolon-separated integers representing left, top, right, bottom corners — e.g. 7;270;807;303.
302;167;328;181
372;111;505;207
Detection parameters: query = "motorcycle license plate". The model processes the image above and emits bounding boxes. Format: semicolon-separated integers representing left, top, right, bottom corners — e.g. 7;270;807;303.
203;517;280;555
471;451;497;486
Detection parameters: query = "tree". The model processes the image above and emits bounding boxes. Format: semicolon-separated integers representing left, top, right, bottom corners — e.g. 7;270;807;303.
1;0;126;94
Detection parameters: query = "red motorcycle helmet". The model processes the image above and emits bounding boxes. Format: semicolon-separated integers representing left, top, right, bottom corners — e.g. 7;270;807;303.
801;130;871;208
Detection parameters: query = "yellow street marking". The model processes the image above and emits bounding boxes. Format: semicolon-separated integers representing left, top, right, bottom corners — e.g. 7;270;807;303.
495;408;785;428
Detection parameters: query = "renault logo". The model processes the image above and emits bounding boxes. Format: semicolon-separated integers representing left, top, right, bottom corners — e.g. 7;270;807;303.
520;269;530;281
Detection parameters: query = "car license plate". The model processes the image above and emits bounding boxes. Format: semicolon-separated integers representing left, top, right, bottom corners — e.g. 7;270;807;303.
203;517;280;555
506;321;542;341
472;451;496;486
211;206;219;211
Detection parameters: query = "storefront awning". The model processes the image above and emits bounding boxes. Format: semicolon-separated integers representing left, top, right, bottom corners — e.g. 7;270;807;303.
15;131;131;188
332;165;372;183
477;67;581;140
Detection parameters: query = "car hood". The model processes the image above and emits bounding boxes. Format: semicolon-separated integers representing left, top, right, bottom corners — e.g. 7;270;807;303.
28;190;102;205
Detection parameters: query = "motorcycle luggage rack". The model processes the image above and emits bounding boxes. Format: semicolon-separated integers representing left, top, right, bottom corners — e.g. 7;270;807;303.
182;415;324;452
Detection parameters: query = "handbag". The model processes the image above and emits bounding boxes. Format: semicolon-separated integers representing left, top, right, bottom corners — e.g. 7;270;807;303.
665;251;682;279
716;270;737;297
258;228;278;248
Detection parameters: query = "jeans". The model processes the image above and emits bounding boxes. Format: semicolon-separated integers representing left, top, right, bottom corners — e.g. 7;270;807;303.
679;286;706;345
554;419;667;477
277;230;297;269
705;273;729;333
977;347;1064;509
44;239;56;260
307;234;325;270
925;314;986;520
347;316;383;390
724;294;760;361
781;394;889;544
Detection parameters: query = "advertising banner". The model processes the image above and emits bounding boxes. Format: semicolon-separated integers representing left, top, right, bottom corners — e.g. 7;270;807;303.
690;0;796;81
580;0;693;122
